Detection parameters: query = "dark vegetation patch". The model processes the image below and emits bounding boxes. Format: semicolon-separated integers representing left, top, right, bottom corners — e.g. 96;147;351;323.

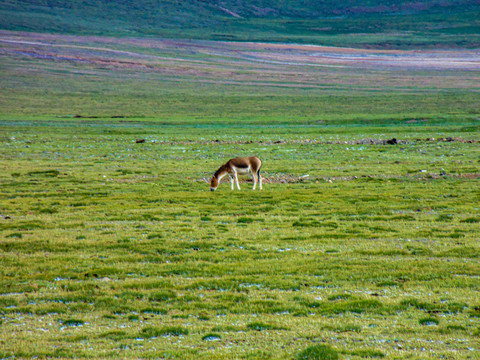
5;233;22;239
400;299;466;314
295;344;339;360
27;170;60;177
98;330;128;341
419;317;439;326
461;217;480;223
62;319;84;327
0;221;46;231
202;333;221;341
237;217;264;224
437;247;479;258
141;307;168;315
246;322;287;331
438;324;468;334
141;326;188;338
296;296;386;315
293;220;338;228
349;349;385;358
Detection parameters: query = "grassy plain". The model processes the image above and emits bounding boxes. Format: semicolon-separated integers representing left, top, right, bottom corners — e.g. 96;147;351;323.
0;32;480;359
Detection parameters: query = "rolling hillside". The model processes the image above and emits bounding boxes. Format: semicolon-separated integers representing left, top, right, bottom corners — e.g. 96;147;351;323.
1;0;479;48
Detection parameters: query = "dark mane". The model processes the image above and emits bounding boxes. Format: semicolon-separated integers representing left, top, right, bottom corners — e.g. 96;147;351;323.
213;164;227;178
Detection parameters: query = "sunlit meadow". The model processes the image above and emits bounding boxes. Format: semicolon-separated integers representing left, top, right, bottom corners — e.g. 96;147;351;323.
0;32;479;359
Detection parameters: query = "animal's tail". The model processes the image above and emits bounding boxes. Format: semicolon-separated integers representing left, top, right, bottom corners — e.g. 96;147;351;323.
257;162;263;189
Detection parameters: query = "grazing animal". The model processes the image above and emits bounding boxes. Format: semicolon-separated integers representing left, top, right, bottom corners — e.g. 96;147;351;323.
210;157;262;191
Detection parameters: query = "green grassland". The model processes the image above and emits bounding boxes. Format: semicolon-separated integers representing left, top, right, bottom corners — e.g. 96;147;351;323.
1;0;480;48
1;33;480;359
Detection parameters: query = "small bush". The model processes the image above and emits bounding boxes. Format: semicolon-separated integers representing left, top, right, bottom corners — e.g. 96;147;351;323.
295;344;338;360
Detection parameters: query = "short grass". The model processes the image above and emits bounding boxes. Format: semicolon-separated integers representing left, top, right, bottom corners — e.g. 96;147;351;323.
0;32;479;359
1;116;479;359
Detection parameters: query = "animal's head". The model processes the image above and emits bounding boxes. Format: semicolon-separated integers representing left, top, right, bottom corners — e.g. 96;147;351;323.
210;176;218;191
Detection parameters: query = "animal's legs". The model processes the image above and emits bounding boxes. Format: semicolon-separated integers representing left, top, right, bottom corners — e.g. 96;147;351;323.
229;175;234;190
259;171;262;190
234;171;241;190
252;171;257;190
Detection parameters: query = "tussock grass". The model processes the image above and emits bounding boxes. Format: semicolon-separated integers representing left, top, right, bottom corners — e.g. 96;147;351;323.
295;345;339;360
202;333;221;341
419;317;440;326
246;322;287;331
141;326;189;338
61;319;85;327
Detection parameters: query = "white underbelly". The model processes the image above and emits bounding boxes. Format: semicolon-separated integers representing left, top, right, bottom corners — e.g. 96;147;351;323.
233;166;250;174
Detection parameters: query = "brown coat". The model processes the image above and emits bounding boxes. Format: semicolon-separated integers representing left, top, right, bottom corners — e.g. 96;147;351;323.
210;157;262;191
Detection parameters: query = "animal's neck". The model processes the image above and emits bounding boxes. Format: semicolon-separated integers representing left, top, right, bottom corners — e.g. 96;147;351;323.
215;165;229;178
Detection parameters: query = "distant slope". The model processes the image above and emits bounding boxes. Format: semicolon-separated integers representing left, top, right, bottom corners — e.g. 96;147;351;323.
1;0;479;48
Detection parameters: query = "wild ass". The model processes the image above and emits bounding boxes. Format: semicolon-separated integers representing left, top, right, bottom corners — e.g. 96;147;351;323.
210;157;262;191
